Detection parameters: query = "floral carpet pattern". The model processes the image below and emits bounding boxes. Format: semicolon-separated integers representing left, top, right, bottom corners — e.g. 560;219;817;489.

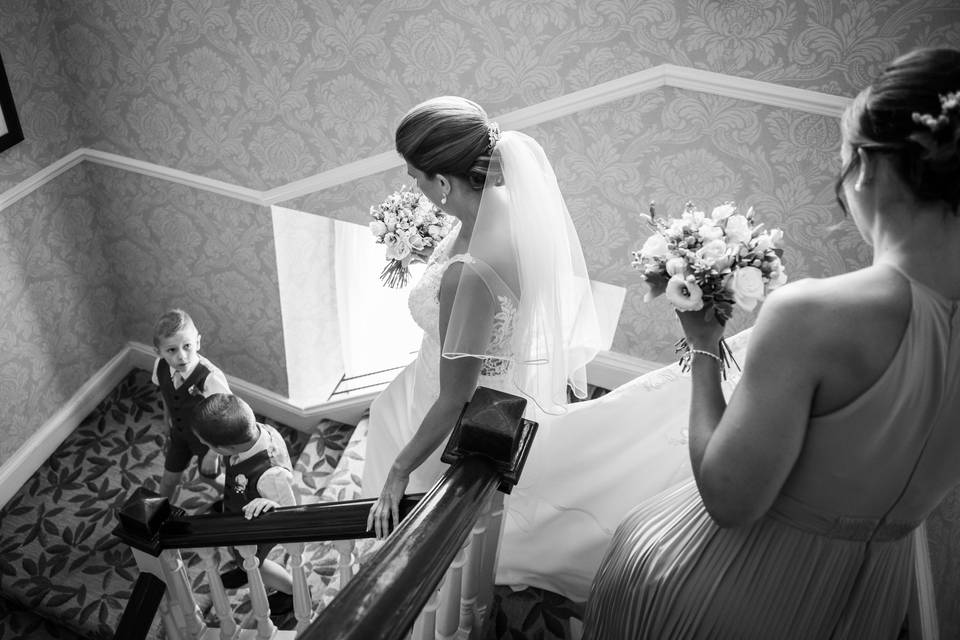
0;368;578;639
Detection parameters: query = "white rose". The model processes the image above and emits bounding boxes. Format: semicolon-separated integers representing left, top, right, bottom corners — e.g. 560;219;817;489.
713;252;735;271
711;203;737;220
753;234;772;252
724;214;751;245
408;233;425;251
769;228;784;248
383;232;411;260
427;224;442;239
639;233;670;259
727;266;765;311
698;222;724;241
665;257;687;276
697;239;727;266
665;274;704;311
369;220;387;238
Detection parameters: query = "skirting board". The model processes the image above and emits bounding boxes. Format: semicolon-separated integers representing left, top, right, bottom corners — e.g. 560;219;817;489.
0;340;660;509
124;342;377;430
0;347;134;510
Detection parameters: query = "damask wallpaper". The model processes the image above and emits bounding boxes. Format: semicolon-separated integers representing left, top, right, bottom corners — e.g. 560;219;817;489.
0;165;123;463
0;1;81;193
1;0;960;633
88;163;287;392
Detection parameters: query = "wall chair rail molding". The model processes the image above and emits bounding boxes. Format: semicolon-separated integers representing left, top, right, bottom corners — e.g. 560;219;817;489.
0;64;851;214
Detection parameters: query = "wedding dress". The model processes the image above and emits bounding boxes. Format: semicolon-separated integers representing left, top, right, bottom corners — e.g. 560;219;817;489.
362;226;753;603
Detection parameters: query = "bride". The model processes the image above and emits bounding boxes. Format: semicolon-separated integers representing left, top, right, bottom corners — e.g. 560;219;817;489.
362;95;751;603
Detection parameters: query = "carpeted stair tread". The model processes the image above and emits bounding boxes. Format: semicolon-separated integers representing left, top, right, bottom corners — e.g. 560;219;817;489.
0;596;87;640
292;419;356;505
0;368;313;639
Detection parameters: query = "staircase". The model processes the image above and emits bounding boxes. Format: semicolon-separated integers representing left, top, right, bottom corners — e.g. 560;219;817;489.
0;369;578;639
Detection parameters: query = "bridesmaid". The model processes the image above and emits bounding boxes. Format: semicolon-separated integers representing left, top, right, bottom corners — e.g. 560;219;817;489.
584;47;960;639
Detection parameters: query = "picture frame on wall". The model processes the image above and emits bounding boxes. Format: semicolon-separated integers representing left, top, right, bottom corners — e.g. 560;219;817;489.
0;49;24;153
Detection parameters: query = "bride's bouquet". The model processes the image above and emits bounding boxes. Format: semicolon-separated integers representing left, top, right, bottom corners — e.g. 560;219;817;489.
632;201;787;375
369;185;450;288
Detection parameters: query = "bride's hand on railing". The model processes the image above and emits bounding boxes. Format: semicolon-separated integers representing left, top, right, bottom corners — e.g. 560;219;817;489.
242;498;280;520
367;466;410;539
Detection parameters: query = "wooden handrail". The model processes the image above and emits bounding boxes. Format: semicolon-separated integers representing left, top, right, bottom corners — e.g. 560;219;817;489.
301;455;502;640
113;493;424;554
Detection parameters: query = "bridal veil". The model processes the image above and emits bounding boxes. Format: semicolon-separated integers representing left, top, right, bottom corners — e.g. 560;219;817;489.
441;130;606;415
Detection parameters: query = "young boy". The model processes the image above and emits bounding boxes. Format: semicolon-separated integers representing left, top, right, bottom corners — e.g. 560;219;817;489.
152;309;232;501
192;393;298;615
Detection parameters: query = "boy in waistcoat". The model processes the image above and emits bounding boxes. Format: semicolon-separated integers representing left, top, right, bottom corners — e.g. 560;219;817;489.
152;309;231;501
193;393;297;615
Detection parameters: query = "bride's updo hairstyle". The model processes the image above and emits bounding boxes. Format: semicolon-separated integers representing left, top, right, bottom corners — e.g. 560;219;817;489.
395;96;501;190
842;47;960;213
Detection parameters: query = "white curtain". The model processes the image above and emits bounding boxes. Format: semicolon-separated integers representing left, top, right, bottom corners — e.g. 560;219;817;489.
333;219;423;378
272;206;345;405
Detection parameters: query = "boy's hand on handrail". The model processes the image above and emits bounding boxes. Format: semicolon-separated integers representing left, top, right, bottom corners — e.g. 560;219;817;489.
242;498;280;520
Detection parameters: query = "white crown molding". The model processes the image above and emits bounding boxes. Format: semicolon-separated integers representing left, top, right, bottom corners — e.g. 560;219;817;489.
0;65;851;212
0;148;86;213
83;149;267;206
661;64;851;118
265;64;851;203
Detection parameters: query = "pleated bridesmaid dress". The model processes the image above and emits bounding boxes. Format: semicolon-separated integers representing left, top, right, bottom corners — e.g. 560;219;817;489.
584;271;960;639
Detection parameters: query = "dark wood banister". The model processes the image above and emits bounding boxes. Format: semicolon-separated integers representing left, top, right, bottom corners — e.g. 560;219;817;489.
302;455;503;639
112;386;536;639
114;493;425;554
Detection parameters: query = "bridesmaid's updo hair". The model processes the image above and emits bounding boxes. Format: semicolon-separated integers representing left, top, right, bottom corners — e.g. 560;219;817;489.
842;47;960;213
396;96;501;190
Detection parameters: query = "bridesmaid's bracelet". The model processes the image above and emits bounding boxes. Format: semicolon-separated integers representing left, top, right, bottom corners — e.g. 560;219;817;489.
689;349;723;365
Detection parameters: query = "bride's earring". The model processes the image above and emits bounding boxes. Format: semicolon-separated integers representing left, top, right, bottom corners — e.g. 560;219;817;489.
440;193;447;205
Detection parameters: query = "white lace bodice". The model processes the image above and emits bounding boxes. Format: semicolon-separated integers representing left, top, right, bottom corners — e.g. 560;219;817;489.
406;232;516;381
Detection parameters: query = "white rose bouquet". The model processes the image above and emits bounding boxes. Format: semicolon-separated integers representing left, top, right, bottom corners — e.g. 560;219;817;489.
370;185;450;288
632;201;787;375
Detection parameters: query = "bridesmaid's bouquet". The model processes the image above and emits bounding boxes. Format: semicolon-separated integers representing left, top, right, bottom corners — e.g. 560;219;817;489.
369;186;450;288
632;201;787;375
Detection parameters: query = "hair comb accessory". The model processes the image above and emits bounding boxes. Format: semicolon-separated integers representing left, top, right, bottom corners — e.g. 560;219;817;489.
909;91;960;161
487;121;501;150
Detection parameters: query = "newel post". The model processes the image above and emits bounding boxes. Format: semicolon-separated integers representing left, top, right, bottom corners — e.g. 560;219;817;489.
439;385;538;494
304;386;537;640
112;488;206;640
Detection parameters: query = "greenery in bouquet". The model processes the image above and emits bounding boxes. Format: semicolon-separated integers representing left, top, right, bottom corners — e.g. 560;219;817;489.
370;185;450;288
632;201;787;375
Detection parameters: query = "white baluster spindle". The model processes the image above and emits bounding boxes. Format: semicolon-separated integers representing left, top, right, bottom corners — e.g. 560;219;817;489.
236;544;276;639
159;548;207;639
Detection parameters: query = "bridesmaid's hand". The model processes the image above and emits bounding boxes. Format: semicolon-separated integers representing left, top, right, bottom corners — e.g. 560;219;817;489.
367;466;410;539
676;307;725;351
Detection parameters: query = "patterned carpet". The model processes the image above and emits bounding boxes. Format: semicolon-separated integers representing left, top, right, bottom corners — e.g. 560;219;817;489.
0;368;580;639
